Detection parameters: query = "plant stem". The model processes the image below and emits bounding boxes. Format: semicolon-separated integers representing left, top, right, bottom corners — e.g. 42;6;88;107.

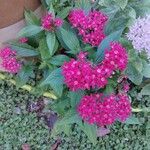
0;72;57;100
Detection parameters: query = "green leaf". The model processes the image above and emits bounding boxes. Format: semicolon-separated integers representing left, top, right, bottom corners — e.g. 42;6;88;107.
49;55;70;66
10;42;39;57
19;25;43;37
46;32;56;56
69;90;85;108
48;3;55;16
57;7;71;19
142;61;150;78
24;10;40;25
57;27;80;54
52;109;81;136
40;68;64;97
125;62;143;85
15;64;34;87
104;85;114;94
95;29;123;63
78;122;97;145
38;39;50;60
134;57;143;73
114;0;128;9
125;116;141;125
75;0;91;14
140;84;150;96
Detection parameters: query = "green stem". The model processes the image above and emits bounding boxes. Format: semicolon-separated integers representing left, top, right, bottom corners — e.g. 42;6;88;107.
0;72;57;100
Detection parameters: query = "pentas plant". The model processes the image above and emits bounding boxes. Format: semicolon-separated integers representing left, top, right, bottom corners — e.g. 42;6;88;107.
1;0;149;145
69;9;107;46
41;13;63;31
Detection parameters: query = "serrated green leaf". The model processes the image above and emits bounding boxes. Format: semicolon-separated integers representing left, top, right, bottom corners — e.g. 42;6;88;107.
38;39;50;60
57;27;80;54
19;25;43;37
10;42;39;57
95;29;123;63
49;55;70;66
114;0;128;9
15;65;34;87
24;10;40;25
78;122;97;145
125;62;143;85
46;32;56;56
69;90;85;108
40;68;64;96
75;0;91;14
57;7;71;19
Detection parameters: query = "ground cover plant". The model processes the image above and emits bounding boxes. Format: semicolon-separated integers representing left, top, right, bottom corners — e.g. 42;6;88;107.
0;0;150;148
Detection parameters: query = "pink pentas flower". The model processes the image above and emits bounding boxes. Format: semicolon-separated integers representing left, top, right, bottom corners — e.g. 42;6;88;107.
0;47;16;59
19;37;28;43
77;93;132;126
54;18;63;27
103;42;128;71
62;44;128;91
116;93;132;122
0;47;21;73
41;13;63;31
68;9;108;46
41;13;53;31
77;94;117;126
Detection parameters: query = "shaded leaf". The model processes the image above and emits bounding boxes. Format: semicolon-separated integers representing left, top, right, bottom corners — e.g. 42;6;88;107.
96;29;123;63
46;32;56;56
10;42;39;57
50;55;70;66
19;25;43;37
78;122;97;145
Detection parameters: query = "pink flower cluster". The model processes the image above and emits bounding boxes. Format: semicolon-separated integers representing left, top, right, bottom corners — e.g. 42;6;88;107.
77;93;131;126
62;42;128;91
68;9;108;46
0;47;21;73
42;13;63;31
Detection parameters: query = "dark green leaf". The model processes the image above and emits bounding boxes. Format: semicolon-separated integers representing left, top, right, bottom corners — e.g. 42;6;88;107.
69;90;85;108
125;62;143;85
57;27;80;54
57;7;71;19
40;68;64;96
10;42;39;57
46;32;56;56
78;122;97;145
24;10;40;25
19;25;43;37
38;39;50;60
49;55;70;66
15;64;34;87
95;29;123;63
75;0;91;14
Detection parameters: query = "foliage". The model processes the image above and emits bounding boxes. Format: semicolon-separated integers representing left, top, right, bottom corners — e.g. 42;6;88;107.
1;0;150;145
0;80;149;149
